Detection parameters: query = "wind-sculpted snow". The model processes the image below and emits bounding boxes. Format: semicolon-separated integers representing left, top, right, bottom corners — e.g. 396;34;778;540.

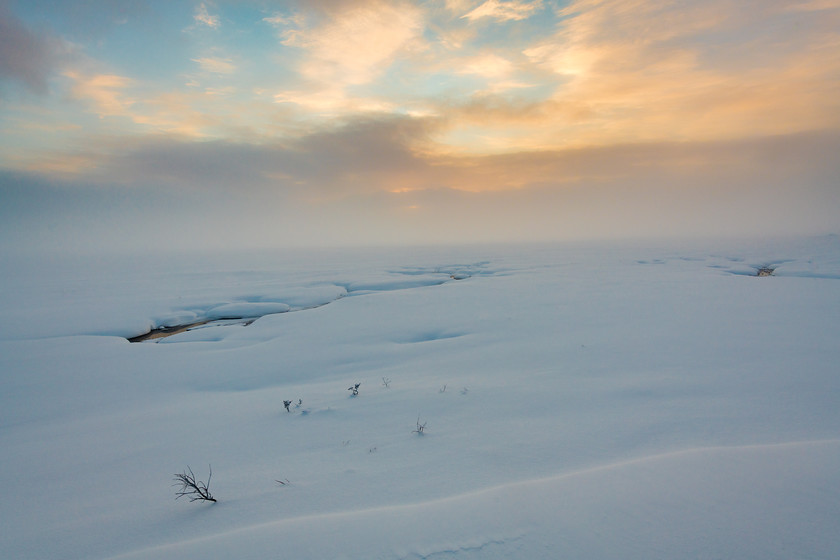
1;237;839;559
107;440;840;560
391;329;467;344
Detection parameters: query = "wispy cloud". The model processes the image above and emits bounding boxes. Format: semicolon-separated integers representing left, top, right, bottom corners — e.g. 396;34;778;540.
457;53;515;78
269;1;424;112
54;73;253;142
193;3;220;29
262;12;304;32
462;0;543;22
192;56;236;74
65;71;135;117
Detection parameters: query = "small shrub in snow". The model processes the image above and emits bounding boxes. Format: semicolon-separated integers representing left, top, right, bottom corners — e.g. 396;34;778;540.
382;376;391;388
413;417;427;435
173;465;216;503
439;384;447;393
284;399;302;412
348;382;361;396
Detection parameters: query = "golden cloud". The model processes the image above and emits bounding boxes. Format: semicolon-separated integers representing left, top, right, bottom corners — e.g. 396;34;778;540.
471;0;840;149
283;1;424;88
65;72;136;117
462;0;543;22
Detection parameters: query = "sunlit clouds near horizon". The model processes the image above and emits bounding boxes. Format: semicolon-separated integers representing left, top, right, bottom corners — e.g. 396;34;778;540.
2;0;839;253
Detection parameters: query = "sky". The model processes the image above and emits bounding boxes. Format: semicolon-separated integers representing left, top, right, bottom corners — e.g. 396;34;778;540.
1;0;839;253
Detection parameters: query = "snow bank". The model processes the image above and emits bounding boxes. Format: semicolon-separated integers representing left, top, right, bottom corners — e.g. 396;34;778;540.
205;302;291;319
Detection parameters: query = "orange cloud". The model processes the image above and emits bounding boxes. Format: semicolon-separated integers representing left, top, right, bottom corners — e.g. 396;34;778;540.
268;1;424;112
65;72;136;117
462;0;544;22
508;0;840;148
282;2;423;85
410;0;840;154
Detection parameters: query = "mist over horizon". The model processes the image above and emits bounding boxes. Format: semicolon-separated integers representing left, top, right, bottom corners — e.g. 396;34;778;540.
2;128;838;255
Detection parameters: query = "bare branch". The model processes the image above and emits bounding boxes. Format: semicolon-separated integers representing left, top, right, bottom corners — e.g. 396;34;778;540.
173;464;217;503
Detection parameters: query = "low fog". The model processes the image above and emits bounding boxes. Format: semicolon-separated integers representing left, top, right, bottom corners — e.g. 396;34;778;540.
2;126;838;255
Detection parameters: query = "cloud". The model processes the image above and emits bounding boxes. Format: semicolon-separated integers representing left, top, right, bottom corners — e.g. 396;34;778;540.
65;71;135;117
262;12;305;30
5;128;838;254
26;104;840;201
3;121;838;255
371;129;840;241
457;53;514;78
0;4;62;93
513;0;840;147
256;0;840;154
84;115;438;198
192;56;236;74
194;3;220;28
462;0;543;21
269;1;425;111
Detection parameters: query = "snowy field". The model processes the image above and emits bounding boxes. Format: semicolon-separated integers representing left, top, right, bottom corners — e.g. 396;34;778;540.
1;236;839;559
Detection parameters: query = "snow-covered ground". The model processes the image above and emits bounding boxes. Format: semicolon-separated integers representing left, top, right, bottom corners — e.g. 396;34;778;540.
1;236;839;559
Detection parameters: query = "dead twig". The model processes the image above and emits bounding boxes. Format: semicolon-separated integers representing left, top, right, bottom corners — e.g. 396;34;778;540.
173;465;217;503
